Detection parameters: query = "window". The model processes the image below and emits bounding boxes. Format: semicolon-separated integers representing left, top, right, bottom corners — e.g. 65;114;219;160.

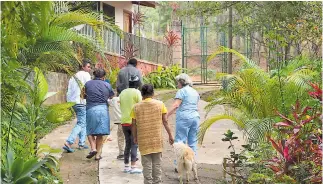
103;3;115;22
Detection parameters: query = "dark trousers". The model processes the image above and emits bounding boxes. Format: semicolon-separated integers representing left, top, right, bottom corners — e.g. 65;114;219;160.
122;125;138;164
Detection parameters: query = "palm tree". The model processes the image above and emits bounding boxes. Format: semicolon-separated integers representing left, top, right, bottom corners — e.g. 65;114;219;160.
2;1;121;73
198;47;320;144
1;1;122;114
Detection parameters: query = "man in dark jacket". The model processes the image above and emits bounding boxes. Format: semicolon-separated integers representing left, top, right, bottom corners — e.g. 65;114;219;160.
116;58;143;93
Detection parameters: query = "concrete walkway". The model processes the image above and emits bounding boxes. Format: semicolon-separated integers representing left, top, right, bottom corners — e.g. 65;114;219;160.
99;95;245;183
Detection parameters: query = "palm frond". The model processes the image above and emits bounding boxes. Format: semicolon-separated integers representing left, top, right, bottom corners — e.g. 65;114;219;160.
207;46;260;70
41;26;95;45
51;10;102;29
244;118;275;142
198;113;246;144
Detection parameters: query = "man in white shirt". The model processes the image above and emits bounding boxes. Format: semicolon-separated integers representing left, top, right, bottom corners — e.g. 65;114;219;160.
108;93;125;160
63;59;92;153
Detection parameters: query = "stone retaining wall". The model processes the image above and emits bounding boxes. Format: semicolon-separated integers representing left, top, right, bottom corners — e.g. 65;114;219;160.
44;53;161;105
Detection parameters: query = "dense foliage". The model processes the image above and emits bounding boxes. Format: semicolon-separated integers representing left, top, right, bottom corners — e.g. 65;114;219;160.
176;1;322;60
198;47;321;143
198;48;322;183
143;65;182;89
1;2;121;183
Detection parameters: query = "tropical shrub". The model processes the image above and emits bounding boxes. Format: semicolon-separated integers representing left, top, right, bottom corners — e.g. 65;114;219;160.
143;64;182;89
198;47;321;143
216;84;322;184
1;148;59;184
265;83;322;183
106;67;120;89
1;67;74;183
2;67;74;156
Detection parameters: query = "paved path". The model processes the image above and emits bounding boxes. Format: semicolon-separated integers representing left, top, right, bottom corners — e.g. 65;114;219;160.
99;91;245;183
39;87;246;183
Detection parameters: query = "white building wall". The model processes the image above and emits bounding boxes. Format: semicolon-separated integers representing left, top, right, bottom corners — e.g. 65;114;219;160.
103;1;133;31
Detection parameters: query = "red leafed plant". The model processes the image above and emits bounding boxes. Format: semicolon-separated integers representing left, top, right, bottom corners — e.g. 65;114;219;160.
164;30;180;48
308;82;322;101
164;30;181;66
122;40;138;60
266;83;322;183
132;11;145;26
169;2;179;12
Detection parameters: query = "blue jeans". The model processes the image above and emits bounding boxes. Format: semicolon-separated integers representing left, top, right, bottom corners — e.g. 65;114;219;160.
66;104;86;146
174;116;199;167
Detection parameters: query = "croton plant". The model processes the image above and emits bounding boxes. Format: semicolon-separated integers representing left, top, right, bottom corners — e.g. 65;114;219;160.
266;83;322;183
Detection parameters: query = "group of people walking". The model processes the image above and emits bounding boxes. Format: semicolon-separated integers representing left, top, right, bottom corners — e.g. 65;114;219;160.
63;58;200;183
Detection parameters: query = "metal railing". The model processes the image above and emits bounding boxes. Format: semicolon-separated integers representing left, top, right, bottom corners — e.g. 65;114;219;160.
77;24;171;65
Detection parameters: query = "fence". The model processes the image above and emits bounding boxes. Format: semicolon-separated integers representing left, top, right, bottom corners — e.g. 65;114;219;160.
77;24;171;66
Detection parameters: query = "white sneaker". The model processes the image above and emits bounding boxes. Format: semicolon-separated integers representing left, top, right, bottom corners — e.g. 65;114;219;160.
130;167;142;174
124;165;130;173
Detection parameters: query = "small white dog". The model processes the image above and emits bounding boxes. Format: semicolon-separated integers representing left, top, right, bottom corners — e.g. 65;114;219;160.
173;142;199;184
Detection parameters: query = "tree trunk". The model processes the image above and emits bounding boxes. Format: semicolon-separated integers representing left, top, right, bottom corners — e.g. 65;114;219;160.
284;42;291;64
228;7;233;74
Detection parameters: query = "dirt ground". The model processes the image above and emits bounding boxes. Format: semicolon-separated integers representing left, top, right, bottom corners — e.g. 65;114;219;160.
59;140;99;184
58;87;229;184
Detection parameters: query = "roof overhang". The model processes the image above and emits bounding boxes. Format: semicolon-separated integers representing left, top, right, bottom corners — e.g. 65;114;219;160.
132;1;157;8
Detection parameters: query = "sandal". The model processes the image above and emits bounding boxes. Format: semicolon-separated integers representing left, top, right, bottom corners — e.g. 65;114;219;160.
63;144;74;153
86;151;97;159
78;145;89;150
95;156;102;160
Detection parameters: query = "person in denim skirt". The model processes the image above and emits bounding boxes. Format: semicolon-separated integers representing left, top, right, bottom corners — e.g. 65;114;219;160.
63;59;92;153
84;69;114;160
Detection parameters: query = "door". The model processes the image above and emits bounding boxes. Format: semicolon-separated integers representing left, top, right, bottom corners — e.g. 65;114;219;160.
123;11;132;33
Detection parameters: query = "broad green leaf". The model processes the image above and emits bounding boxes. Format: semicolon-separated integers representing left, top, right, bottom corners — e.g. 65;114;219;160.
38;144;51;149
1;166;7;179
45;102;75;123
15;176;37;184
44;92;58;100
6;149;14;175
17;158;41;180
11;158;24;180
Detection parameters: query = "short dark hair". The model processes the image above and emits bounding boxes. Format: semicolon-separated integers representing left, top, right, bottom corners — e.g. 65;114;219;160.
129;81;140;89
141;84;154;97
128;58;137;67
93;68;106;78
80;58;91;70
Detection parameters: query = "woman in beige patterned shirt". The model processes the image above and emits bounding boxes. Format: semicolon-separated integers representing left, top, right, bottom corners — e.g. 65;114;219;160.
131;84;174;184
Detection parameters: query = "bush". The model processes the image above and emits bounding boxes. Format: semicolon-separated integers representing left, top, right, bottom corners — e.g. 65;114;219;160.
143;64;182;89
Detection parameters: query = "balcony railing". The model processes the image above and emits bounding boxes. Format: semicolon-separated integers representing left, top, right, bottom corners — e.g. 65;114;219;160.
77;24;171;65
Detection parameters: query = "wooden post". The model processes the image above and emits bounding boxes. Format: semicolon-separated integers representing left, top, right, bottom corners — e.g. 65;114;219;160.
223;158;227;179
229;164;236;184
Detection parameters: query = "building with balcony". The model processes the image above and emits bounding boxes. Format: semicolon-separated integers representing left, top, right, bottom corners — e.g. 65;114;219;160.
76;1;171;75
